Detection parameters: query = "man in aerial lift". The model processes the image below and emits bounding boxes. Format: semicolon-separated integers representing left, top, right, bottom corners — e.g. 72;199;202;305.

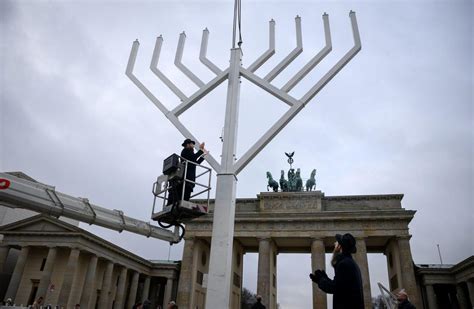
167;138;208;205
181;138;208;200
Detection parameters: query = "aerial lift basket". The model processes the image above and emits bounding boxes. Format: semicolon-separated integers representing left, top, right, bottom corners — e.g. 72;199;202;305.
151;154;212;228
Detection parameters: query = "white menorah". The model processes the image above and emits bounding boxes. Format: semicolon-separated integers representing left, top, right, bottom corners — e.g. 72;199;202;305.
126;11;360;308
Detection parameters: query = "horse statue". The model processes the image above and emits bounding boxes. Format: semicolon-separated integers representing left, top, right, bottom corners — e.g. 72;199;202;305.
266;172;279;192
305;169;317;191
280;170;289;192
287;168;296;191
295;168;303;191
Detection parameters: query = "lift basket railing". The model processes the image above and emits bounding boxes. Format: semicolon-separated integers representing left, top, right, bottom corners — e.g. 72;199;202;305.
151;154;212;226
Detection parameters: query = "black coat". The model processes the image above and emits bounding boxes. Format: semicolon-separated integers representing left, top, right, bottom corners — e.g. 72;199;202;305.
251;301;266;309
180;148;204;185
317;253;364;309
398;300;416;309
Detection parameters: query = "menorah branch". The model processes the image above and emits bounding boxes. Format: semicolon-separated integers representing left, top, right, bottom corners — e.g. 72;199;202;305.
172;69;229;117
175;32;205;87
200;28;223;75
234;101;304;175
240;68;297;107
127;40;169;115
247;19;276;72
151;36;188;102
126;39;221;172
281;13;332;93
300;11;361;104
264;16;303;82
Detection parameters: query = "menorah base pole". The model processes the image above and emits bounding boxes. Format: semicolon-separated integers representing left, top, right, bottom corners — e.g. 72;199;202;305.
205;173;238;308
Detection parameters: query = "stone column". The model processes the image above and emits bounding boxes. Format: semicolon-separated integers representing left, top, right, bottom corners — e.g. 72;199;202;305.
141;275;151;302
177;238;195;307
0;246;10;272
114;266;128;309
456;284;469;309
163;277;174;306
98;261;114;309
397;236;421;308
57;248;80;307
384;239;403;291
37;246;58;301
425;284;437;309
127;271;140;308
466;280;474;308
80;254;98;307
257;238;271;308
5;246;29;301
353;238;371;309
311;238;326;309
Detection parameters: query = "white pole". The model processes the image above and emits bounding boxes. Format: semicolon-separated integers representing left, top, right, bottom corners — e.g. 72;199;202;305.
205;47;241;308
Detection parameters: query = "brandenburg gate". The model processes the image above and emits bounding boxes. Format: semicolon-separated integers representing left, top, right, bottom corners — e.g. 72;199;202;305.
176;191;421;309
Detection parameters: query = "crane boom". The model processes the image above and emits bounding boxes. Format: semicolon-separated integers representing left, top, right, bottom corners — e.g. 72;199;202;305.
0;172;179;243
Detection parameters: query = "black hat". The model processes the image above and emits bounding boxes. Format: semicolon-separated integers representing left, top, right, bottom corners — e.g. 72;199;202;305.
181;138;195;147
335;233;357;253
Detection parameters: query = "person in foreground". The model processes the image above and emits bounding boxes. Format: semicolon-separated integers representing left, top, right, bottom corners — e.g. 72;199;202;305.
397;289;416;309
309;233;364;309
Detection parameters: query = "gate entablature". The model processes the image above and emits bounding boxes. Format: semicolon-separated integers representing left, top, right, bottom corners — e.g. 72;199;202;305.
188;192;415;242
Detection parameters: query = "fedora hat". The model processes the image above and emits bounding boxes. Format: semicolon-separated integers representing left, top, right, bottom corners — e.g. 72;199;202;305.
335;233;357;253
181;138;196;147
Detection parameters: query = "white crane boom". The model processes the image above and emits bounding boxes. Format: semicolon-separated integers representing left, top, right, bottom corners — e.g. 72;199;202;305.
0;172;179;243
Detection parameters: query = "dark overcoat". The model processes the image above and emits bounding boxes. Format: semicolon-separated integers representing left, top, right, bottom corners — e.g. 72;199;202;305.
317;252;364;309
398;300;416;309
250;301;266;309
180;148;204;186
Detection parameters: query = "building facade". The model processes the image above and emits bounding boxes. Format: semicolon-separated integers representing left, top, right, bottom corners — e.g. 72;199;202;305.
0;215;179;308
416;256;474;309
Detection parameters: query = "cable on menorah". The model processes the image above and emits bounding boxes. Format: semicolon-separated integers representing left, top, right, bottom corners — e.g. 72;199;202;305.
232;0;243;50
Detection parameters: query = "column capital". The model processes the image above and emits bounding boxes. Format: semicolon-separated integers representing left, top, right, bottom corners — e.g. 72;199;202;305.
118;264;129;271
68;247;81;253
257;236;272;242
99;256;115;265
96;254;107;261
310;237;324;242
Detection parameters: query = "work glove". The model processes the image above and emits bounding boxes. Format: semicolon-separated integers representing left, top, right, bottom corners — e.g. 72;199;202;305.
309;269;326;283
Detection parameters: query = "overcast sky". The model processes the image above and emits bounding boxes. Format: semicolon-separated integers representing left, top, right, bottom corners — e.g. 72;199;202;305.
1;0;472;308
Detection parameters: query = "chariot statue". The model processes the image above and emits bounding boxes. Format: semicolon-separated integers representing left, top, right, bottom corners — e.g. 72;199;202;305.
266;152;317;192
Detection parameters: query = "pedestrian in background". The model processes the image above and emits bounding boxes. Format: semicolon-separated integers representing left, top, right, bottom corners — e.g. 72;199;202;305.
397;289;416;309
251;295;266;309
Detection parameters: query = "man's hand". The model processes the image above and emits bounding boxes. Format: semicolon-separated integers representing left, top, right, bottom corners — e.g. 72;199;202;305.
199;142;206;150
309;269;327;283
